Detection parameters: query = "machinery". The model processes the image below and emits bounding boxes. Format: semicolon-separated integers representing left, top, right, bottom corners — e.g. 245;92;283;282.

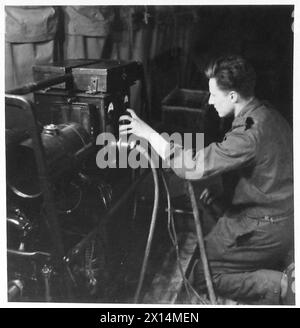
5;59;150;302
5;59;218;305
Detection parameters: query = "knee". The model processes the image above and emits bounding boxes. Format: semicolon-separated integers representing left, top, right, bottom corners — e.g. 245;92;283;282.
212;269;283;305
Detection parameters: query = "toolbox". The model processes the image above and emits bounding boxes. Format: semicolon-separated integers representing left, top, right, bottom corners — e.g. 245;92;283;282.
72;60;142;93
33;59;102;89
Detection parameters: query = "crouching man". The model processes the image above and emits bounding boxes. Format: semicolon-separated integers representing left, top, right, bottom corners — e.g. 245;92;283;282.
119;55;294;304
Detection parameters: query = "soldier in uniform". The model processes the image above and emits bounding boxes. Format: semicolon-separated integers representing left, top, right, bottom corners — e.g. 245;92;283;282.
119;55;294;304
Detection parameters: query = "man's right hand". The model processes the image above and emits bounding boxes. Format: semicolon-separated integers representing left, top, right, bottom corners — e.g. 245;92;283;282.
119;109;153;140
119;109;170;160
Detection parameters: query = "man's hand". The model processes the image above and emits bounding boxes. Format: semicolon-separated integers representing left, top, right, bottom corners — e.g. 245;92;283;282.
119;109;170;160
199;187;225;218
119;109;153;140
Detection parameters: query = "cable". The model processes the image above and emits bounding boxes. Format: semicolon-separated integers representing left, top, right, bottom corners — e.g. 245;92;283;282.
122;141;208;304
160;170;210;305
130;168;139;227
132;144;160;303
186;181;217;304
109;140;211;304
161;170;191;300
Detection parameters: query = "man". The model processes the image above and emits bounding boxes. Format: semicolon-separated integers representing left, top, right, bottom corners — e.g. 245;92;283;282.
119;55;294;304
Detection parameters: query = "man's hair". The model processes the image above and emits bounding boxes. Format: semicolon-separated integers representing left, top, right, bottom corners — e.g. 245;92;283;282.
205;55;256;98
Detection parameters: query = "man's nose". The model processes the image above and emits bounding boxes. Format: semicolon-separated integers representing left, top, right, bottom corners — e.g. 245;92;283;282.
208;95;214;105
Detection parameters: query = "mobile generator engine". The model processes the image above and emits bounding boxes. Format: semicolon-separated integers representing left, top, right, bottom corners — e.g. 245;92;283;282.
6;59;145;302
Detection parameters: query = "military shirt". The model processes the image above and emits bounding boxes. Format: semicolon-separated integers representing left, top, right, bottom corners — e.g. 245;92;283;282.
168;98;293;218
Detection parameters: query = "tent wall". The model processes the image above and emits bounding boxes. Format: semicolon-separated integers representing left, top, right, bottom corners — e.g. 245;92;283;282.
5;5;294;123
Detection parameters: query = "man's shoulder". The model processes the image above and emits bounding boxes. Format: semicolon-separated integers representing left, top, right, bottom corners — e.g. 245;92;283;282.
245;101;292;145
251;101;290;130
230;101;267;134
230;101;278;143
248;100;273;121
230;99;291;142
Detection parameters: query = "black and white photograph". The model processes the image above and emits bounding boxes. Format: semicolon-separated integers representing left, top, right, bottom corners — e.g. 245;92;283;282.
3;2;297;307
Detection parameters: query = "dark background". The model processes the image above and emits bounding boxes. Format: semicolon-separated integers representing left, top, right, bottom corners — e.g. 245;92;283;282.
143;5;294;125
5;5;294;125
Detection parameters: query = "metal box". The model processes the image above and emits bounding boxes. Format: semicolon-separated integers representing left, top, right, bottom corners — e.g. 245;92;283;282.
34;89;130;139
33;59;140;139
72;60;141;93
33;59;101;89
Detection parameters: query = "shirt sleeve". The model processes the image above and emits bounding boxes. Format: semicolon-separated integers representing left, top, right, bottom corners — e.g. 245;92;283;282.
166;127;257;180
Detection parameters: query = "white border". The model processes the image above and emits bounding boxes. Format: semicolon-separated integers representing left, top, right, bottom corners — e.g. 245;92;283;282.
1;0;298;308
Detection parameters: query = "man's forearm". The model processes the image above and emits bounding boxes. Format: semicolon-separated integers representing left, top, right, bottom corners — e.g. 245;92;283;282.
148;129;170;160
147;129;205;179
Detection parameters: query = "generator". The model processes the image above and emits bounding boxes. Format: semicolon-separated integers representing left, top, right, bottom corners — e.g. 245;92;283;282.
5;59;149;302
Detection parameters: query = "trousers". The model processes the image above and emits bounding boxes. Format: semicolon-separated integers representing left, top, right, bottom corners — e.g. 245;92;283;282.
194;213;294;304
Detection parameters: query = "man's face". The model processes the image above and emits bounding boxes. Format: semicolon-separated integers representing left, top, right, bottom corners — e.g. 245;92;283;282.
208;78;234;118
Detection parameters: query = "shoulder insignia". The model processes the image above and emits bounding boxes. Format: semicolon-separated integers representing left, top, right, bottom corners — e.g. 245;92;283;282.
245;117;254;130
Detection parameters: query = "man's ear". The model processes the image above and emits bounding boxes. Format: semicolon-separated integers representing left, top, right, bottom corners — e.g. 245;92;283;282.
229;91;238;103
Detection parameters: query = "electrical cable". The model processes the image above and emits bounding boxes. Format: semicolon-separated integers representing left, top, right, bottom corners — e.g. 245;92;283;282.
160;170;210;305
186;181;217;304
132;144;160;303
160;170;191;301
123;141;209;304
109;140;211;304
130;168;139;227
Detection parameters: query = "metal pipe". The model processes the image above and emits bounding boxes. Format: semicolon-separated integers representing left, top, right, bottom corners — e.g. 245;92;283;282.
6;74;72;95
186;181;217;304
7;249;51;259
